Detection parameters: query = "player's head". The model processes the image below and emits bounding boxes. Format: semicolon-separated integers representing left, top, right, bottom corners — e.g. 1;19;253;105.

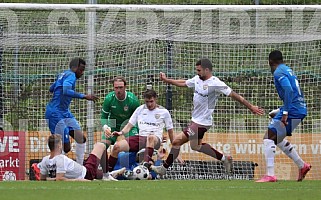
48;134;62;153
269;50;283;72
112;76;127;100
195;58;213;80
143;89;157;110
69;58;86;79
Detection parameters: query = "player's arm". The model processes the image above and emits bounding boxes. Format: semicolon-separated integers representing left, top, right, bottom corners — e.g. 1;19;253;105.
114;106;139;136
165;110;175;143
63;74;98;101
229;91;264;115
62;74;85;98
277;75;293;125
167;129;174;143
160;72;187;87
49;82;56;93
115;122;134;136
278;76;293;115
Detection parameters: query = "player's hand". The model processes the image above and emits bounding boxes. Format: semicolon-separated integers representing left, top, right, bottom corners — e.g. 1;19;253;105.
160;72;168;82
103;125;112;138
112;131;123;136
250;105;265;115
269;108;280;119
281;114;288;126
84;95;98;102
176;154;185;165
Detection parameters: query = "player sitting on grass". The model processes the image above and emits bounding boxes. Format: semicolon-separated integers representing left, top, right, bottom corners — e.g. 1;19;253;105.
37;134;125;181
107;89;174;172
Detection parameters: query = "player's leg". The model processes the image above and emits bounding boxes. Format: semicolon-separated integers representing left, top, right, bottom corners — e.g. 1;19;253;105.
108;139;130;172
100;134;116;173
276;118;311;181
52;117;72;153
82;142;106;180
187;122;233;175
187;122;223;160
257;116;285;182
66;117;86;165
90;142;106;160
143;135;161;164
151;132;188;175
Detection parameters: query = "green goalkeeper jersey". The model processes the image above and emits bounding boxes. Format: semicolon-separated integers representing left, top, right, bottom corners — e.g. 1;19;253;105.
101;91;140;132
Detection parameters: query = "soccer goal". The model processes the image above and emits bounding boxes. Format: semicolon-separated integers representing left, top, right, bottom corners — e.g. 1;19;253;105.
0;4;321;181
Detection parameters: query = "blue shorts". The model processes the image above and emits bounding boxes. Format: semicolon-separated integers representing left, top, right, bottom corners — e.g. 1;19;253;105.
45;107;81;143
114;151;160;180
268;111;305;139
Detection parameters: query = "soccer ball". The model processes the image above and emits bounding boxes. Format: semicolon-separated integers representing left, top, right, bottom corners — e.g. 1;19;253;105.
2;171;16;181
132;165;149;180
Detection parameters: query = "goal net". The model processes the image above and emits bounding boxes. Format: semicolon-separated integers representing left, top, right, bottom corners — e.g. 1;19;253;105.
0;4;321;181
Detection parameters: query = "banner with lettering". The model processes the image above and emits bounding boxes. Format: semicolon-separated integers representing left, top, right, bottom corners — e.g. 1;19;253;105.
0;131;25;181
24;131;321;180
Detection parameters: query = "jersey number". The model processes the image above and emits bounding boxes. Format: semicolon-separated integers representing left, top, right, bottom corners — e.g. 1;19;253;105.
294;79;301;96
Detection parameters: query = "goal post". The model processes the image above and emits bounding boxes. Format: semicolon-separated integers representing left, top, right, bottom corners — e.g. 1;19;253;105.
0;3;321;181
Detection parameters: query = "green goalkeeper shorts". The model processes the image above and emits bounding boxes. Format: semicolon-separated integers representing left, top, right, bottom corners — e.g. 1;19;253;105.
101;126;139;147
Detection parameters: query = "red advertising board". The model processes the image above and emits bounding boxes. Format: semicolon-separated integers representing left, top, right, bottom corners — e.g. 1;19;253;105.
0;131;25;181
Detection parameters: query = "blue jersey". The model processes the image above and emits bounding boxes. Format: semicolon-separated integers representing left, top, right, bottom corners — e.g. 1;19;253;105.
47;70;85;112
273;64;307;118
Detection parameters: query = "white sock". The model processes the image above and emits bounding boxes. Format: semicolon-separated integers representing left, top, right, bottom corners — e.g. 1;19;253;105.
277;140;304;169
264;139;276;176
221;155;226;161
75;142;86;165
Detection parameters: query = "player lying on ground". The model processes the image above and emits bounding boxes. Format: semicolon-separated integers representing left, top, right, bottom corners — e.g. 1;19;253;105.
256;50;311;182
37;134;125;181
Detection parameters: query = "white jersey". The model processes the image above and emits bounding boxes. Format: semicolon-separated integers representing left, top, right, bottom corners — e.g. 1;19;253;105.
129;104;173;141
39;154;87;179
186;75;232;126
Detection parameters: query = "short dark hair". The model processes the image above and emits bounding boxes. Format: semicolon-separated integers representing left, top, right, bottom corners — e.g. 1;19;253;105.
196;58;213;71
143;89;157;99
48;134;62;151
69;58;86;69
269;50;283;62
111;76;127;86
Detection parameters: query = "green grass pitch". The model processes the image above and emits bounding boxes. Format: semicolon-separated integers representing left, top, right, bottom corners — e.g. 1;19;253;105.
0;180;320;200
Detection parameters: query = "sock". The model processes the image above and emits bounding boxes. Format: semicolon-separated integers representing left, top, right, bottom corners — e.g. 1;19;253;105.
264;139;276;176
108;156;118;172
199;143;223;160
277;140;304;169
75;142;86;165
144;147;154;162
163;146;180;169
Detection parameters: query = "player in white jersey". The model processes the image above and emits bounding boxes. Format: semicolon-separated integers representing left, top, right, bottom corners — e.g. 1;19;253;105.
107;89;174;172
151;58;264;176
39;134;125;181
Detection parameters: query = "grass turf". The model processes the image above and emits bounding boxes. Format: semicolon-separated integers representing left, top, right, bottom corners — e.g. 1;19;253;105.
0;180;320;200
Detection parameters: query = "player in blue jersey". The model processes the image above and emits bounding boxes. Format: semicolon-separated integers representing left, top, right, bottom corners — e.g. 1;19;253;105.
45;58;98;165
256;50;311;182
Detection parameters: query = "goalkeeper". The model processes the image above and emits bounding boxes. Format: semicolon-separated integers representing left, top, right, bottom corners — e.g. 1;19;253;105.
100;76;140;176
